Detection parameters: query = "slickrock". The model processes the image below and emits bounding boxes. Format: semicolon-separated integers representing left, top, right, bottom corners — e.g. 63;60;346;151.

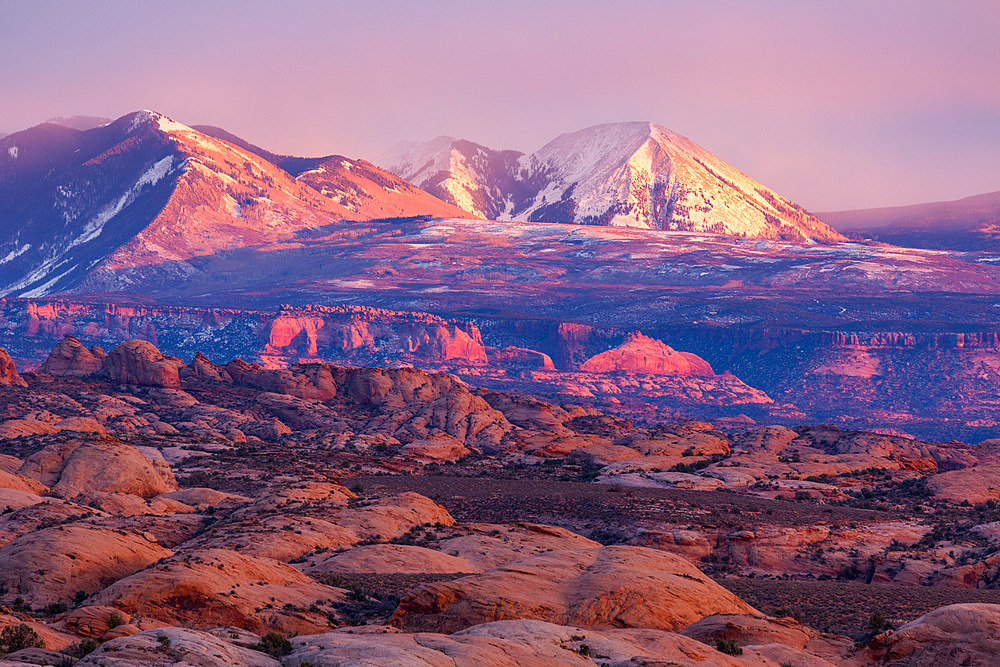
566;443;642;466
0;524;171;606
36;335;106;377
326;492;455;541
64;606;134;638
733;425;799;453
432;523;601;571
17;437;178;498
882;603;1000;665
99;339;186;388
76;627;281;666
0;347;27;387
181;351;233;382
681;614;852;665
158;488;249;512
55;416;107;433
0;614;75;652
398;433;474;462
390;545;758;633
87;548;344;635
579;332;714;375
925;463;1000;504
307;543;480;575
0;469;47;495
285;620;755;666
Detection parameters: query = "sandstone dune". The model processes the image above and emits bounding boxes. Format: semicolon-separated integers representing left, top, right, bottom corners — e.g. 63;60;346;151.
86;548;344;635
579;333;714;376
17;437;178;499
99;339;186;388
882;603;1000;665
77;626;281;666
307;543;479;575
285;620;757;666
0;524;171;606
390;545;758;633
0;347;27;387
37;335;106;377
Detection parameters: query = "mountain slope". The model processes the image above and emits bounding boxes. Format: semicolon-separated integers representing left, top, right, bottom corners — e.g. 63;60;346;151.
0;111;468;297
818;190;1000;251
194;125;470;219
383;122;844;243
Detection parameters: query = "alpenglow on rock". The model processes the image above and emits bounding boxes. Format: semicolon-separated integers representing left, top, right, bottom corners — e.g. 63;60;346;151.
383;121;845;243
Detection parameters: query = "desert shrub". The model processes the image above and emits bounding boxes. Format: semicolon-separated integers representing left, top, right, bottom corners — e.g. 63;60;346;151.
73;590;89;607
252;632;293;657
0;623;45;654
107;611;125;628
43;602;68;616
869;610;886;630
715;638;742;656
62;637;100;659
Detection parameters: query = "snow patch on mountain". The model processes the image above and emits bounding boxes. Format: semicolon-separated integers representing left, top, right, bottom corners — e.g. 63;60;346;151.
6;146;16;160
383;121;844;243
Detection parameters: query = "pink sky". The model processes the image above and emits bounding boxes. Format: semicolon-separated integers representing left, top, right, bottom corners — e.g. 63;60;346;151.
1;0;998;211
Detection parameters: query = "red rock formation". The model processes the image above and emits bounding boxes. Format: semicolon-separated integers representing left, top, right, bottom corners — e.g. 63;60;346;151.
580;332;714;375
36;335;105;377
99;339;185;388
0;347;26;387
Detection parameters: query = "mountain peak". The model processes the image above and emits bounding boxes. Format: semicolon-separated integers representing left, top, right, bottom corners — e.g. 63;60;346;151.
383;122;844;243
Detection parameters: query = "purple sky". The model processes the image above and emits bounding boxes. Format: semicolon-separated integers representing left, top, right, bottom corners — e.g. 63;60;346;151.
1;0;998;211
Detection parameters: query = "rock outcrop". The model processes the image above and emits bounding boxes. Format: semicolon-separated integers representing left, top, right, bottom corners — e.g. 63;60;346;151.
579;333;714;375
87;548;344;636
390;545;758;633
99;339;185;388
0;346;26;387
17;437;178;498
77;627;281;666
37;335;106;377
0;524;171;605
882;603;1000;665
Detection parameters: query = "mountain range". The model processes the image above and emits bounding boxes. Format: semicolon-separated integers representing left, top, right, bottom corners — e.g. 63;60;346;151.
0;111;852;299
383;121;845;242
818;190;1000;251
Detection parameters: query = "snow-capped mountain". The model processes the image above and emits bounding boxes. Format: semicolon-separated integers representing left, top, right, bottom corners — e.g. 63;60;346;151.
0;111;466;297
383;121;844;243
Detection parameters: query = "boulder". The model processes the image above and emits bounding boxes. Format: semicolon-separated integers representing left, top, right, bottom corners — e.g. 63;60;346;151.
37;336;106;377
99;340;185;388
64;605;133;638
390;545;758;633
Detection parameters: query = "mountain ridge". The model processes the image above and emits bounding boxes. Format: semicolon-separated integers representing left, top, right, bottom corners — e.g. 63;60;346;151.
383;121;845;243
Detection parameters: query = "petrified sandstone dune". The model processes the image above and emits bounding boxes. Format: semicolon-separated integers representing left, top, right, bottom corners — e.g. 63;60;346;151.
77;626;281;666
17;437;178;498
37;335;106;377
877;603;1000;665
99;339;186;388
0;524;171;606
0;346;26;387
285;620;757;666
390;545;758;633
86;547;344;635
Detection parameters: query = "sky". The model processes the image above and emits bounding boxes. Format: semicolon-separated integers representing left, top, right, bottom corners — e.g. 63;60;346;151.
1;0;998;211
